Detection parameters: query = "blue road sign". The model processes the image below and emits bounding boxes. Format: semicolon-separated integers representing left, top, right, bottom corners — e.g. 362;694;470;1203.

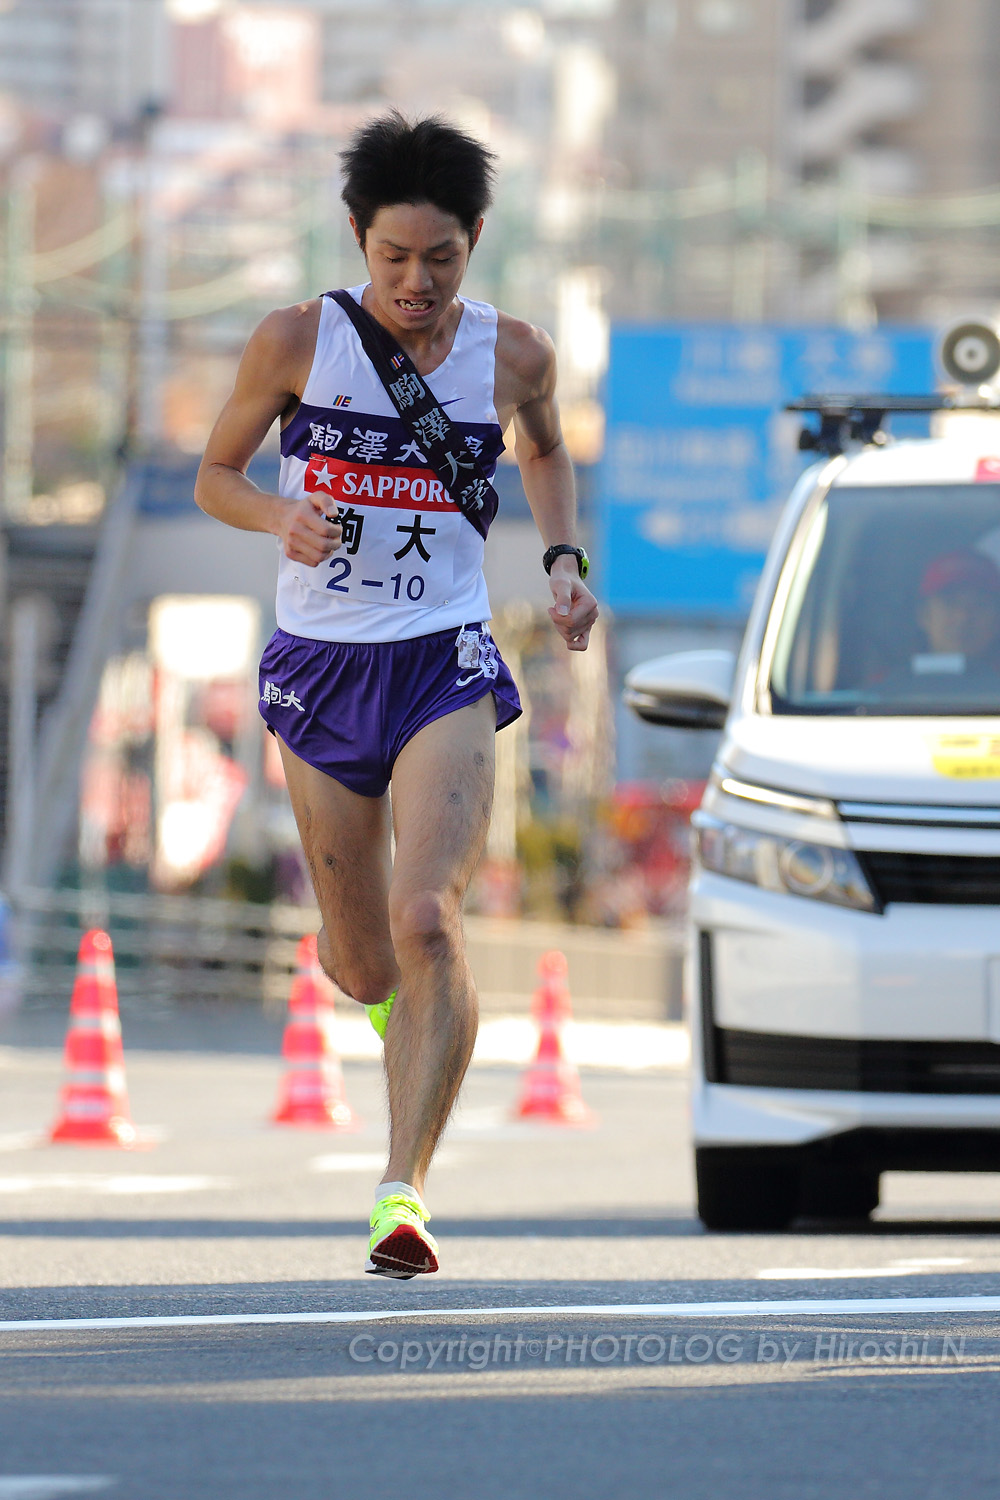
598;324;937;616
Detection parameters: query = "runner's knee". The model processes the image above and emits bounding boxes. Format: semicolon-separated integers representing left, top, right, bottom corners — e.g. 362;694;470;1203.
342;969;398;1007
389;888;460;963
316;926;396;1006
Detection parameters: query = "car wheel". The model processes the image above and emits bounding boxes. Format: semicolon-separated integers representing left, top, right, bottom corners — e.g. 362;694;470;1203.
695;1146;800;1231
798;1165;880;1222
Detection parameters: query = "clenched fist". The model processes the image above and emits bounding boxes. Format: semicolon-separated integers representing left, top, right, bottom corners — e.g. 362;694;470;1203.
278;493;342;568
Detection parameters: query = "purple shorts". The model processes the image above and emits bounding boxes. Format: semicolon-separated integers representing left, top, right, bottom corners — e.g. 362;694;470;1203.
259;623;522;797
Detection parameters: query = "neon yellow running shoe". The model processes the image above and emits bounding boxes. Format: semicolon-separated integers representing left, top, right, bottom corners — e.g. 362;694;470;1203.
365;988;397;1041
366;1191;439;1279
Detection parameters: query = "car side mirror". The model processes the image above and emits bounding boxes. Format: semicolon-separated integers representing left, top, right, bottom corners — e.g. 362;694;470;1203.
623;649;736;730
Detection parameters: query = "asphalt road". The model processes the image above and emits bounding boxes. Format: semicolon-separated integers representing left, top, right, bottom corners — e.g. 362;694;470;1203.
1;1007;1000;1499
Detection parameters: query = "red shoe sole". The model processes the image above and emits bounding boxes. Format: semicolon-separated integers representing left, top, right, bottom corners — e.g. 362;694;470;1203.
367;1225;439;1277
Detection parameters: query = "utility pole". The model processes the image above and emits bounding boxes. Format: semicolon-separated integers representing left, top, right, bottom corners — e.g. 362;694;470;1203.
836;159;875;331
97;162;132;496
731;150;770;323
2;156;39;520
135;103;167;450
3;594;43;894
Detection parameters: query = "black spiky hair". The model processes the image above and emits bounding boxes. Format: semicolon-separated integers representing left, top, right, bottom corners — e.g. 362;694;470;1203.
340;111;497;247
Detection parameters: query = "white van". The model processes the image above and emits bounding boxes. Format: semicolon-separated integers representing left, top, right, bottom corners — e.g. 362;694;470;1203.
625;380;1000;1230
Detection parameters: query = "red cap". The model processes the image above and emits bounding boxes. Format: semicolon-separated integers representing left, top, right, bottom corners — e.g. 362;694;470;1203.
920;549;1000;598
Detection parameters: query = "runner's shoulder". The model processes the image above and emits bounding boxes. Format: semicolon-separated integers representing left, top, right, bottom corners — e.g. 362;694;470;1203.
245;299;323;382
495;312;556;403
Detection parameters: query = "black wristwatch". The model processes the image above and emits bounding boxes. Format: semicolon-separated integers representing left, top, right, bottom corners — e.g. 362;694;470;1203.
542;544;589;581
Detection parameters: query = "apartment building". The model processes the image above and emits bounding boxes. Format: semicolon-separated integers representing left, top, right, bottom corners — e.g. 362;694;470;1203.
3;0;999;333
601;0;1000;322
0;0;169;124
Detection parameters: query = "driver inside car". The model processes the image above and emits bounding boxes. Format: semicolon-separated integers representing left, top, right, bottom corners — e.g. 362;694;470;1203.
917;548;1000;667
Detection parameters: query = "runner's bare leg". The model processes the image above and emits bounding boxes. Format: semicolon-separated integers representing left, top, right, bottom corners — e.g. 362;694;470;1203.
277;698;495;1199
383;695;496;1196
276;739;400;1007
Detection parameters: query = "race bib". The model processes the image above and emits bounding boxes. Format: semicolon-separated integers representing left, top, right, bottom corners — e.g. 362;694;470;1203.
296;452;460;606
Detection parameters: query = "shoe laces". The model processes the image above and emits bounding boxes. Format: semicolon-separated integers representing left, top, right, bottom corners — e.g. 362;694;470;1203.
373;1193;429;1225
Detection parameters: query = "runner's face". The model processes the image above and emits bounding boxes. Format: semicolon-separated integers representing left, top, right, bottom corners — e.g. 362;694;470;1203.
356;203;480;333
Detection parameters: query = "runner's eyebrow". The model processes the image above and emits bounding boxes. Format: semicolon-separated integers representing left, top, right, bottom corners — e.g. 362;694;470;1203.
379;239;459;253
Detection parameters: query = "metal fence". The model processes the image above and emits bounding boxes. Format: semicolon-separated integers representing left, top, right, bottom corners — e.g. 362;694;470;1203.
9;887;685;1020
11;886;312;1012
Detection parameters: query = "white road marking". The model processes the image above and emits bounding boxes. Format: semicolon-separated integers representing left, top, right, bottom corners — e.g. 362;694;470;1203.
448;1105;507;1132
445;1105;593;1140
0;1481;112;1498
330;1014;689;1070
567;1021;690;1071
0;1175;226;1196
472;1018;689;1071
2;1295;1000;1335
0;1133;44;1153
0;1128;166;1152
892;1257;969;1267
757;1257;972;1280
308;1152;389;1174
309;1149;458;1173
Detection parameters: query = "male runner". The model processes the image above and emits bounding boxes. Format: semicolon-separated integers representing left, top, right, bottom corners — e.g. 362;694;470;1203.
195;112;598;1278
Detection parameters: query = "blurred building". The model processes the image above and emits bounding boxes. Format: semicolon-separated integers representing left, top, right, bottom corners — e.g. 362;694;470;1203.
601;0;1000;324
0;0;169;122
1;0;999;331
795;0;1000;196
5;0;1000;898
792;0;1000;322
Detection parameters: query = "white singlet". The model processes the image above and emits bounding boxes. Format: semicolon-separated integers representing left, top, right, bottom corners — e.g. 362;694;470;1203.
274;284;504;643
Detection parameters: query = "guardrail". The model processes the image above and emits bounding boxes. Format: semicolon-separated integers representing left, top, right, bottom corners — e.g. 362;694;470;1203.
9;887;685;1020
11;886;307;1011
463;915;684;1020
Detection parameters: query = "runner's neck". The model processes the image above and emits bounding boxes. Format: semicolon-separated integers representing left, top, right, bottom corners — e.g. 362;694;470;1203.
359;285;465;377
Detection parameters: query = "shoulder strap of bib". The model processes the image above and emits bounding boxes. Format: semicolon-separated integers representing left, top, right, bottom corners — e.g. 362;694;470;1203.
329;289;497;538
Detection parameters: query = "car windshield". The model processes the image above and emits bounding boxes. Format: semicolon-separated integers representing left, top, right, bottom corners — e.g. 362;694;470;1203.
768;483;1000;716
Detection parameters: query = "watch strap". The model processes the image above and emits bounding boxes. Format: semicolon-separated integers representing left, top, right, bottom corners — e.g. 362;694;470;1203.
543;544;588;578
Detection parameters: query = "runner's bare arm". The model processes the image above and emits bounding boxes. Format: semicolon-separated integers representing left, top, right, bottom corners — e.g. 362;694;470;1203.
499;316;599;652
194;304;342;568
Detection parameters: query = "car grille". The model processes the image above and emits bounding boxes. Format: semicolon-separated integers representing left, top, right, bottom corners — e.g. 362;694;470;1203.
858;850;1000;905
717;1027;1000;1094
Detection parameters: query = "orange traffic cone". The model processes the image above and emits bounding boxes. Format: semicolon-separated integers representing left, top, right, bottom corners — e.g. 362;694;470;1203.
512;950;595;1126
50;929;137;1147
272;935;359;1129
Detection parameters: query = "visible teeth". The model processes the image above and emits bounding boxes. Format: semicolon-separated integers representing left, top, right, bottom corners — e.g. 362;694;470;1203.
399;300;431;309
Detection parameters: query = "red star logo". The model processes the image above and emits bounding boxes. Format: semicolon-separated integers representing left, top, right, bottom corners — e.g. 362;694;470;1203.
311;462;336;491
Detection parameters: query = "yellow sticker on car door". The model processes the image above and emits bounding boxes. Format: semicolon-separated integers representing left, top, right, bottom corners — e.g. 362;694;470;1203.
930;733;1000;779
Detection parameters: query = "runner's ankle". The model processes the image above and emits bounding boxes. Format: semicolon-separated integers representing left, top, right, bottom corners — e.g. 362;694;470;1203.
376;1180;426;1211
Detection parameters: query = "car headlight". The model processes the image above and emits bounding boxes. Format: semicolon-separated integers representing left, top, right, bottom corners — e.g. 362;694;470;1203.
693;811;878;912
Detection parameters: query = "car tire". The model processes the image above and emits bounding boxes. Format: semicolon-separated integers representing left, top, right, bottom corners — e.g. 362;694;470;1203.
695;1146;800;1231
798;1165;880;1222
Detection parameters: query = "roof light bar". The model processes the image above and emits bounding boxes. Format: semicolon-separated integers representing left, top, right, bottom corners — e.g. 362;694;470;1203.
786;392;1000;457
